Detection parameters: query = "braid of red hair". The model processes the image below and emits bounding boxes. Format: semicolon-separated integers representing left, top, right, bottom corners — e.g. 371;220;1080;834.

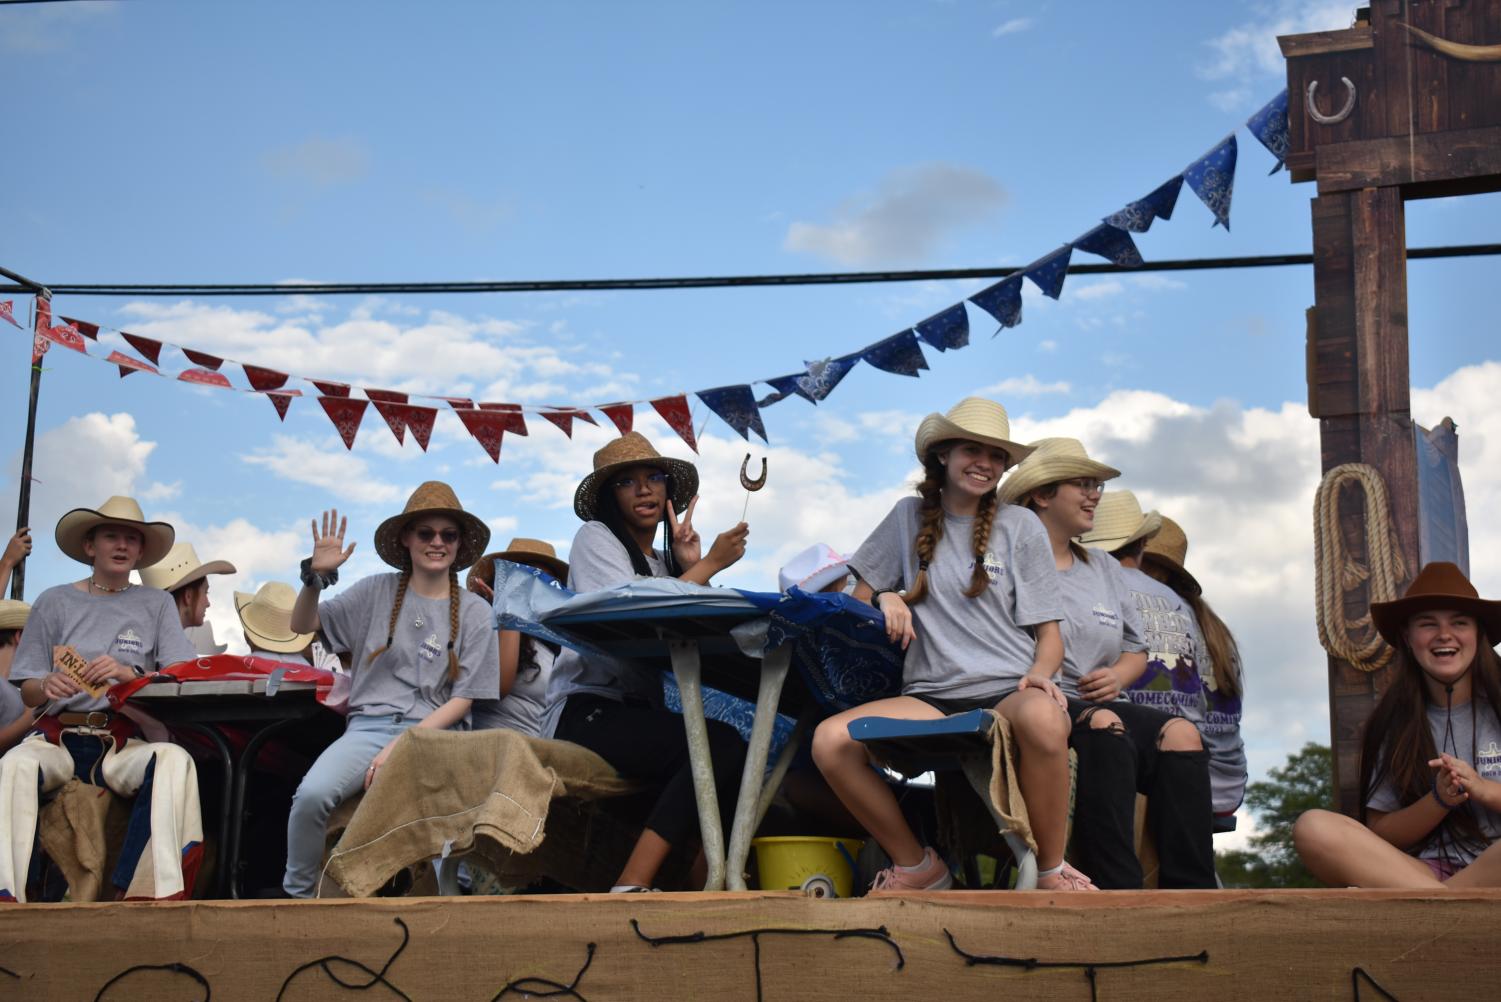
445;568;461;684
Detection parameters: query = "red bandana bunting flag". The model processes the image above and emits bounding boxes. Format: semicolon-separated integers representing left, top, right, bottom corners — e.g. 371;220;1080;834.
365;388;408;403
179;367;232;388
0;301;19;329
600;402;634;436
401;404;438;451
122;333;163;365
536;408;596;438
371;400;408;446
44;322;88;354
106;350;159;378
477;403;528;436
243;364;289;392
438;396;474;410
312;379;351;398
456;408;513;463
319;396;368;449
266;391;298;421
59;317;99;340
182;349;224;370
31;297;52;364
650;395;698;453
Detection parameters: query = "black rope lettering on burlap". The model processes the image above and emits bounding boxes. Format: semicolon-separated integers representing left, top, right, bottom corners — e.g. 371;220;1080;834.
489;942;598;1001
631;918;904;1002
276;916;412;1001
93;962;211;1001
944;929;1207;1002
1;964;19;980
1352;967;1402;1001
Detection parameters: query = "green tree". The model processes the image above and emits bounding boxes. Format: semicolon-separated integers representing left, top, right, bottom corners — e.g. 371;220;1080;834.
1215;742;1333;888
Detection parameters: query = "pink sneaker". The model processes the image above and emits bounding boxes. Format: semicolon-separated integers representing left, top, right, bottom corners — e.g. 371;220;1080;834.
868;847;954;893
1035;861;1097;891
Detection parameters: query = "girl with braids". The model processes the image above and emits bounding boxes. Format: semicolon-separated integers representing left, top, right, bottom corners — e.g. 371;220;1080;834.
813;398;1095;893
281;482;499;898
1295;563;1501;888
542;431;749;892
1002;439;1215;889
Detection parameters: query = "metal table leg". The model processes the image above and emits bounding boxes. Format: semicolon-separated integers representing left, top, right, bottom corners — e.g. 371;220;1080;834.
173;722;235;898
667;639;725;891
724;644;792;891
754;708;812;830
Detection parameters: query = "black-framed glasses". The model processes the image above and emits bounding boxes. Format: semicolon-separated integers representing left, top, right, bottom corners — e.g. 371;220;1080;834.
1063;478;1107;496
414;527;461;544
613;471;668;491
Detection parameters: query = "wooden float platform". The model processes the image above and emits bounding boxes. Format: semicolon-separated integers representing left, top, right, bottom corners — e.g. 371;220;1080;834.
3;887;1499;1000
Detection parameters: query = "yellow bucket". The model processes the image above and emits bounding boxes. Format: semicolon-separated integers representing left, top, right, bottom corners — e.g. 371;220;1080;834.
752;836;865;898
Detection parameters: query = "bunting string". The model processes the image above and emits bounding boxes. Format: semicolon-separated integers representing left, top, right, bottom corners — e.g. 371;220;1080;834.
3;91;1292;464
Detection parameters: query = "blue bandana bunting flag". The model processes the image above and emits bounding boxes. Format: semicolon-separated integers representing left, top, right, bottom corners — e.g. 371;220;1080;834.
1103;175;1184;234
1023;245;1073;300
1183;133;1237;230
795;355;857;402
697;384;768;442
968;275;1023;330
913;303;970;352
1246;89;1289;173
1072;223;1144;267
860;330;928;377
760;372;811;406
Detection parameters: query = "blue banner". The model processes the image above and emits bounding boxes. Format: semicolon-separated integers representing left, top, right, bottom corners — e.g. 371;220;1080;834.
913;302;970;352
968;274;1023;329
1184;133;1237;230
860;330;929;377
1023;245;1073;300
1072;223;1143;267
796;355;858;402
1246;89;1289;173
697;384;769;441
1103;175;1184;234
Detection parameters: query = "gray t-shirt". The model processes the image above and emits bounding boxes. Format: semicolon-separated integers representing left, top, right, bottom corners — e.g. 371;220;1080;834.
318;573;499;723
1367;700;1501;864
1054;549;1147;698
542;520;668;737
849;497;1062;700
10;583;197;714
473;638;555;738
1;678;27;730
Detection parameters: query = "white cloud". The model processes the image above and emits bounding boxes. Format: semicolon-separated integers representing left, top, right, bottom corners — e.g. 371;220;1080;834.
976;374;1071;397
1200;2;1354;107
422;187;513;234
261;136;370;187
1071;280;1126;301
1037;339;1058;353
240;435;403;505
993;17;1034;38
140;481;183;502
12;413;157;534
784;163;1007;266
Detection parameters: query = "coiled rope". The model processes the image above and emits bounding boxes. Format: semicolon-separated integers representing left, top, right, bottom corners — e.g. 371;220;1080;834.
1314;463;1407;672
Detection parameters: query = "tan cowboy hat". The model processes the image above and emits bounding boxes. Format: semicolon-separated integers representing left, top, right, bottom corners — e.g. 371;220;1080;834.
235;581;315;655
139;542;237;593
373;481;491;571
572;431;698;523
998;437;1121;505
468;537;570;590
1370;562;1501;649
1141;515;1201;596
1078;490;1162;552
913;397;1032;464
0;599;29;631
54;496;175;567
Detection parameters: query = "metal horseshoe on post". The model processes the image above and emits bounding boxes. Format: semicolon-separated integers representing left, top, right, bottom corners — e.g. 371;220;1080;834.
1306;76;1356;125
740;454;767;521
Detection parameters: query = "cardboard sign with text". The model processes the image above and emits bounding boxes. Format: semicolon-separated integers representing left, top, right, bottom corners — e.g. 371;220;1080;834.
53;645;108;698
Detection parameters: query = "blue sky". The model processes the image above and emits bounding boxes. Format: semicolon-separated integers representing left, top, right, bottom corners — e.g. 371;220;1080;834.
3;1;1499;843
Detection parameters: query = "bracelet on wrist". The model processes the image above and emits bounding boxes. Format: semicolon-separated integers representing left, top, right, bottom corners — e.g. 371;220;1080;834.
300;557;338;591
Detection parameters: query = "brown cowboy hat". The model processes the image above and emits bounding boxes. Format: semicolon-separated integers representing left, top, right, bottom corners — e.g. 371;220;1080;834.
572;431;698;523
139;542;237;593
1141;515;1200;596
55;496;176;567
373;481;491;571
1370;562;1501;648
467;537;570;590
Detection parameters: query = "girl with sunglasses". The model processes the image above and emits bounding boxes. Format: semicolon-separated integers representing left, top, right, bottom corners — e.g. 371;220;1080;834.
281;482;499;897
815;398;1095;893
1002;439;1215;889
541;431;749;892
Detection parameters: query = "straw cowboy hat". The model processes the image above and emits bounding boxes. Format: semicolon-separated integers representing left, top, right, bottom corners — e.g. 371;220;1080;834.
572;431;698;523
54;495;175;567
1141;516;1201;596
998;437;1121;506
139;542;237;593
1078;490;1162;552
1370;562;1501;649
913;397;1032;464
0;599;29;631
467;538;570;591
778;543;850;594
374;481;491;571
235;582;316;655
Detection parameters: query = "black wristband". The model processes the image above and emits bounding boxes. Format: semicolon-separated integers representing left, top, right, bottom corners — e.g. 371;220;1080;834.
300;557;338;590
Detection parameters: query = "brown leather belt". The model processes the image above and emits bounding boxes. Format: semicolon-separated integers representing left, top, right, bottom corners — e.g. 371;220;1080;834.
56;710;113;728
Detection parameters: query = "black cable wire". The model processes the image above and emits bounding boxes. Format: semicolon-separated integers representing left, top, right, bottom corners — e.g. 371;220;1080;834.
3;244;1496;298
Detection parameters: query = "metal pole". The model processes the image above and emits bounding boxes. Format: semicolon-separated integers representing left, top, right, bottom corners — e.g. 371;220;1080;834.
1;266;50;601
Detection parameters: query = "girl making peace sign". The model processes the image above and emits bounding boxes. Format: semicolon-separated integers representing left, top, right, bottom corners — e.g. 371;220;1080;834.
541;431;749;891
281;482;500;898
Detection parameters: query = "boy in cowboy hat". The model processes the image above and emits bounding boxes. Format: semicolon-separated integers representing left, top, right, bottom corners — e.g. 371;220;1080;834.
0;496;202;902
140;541;237;653
237;581;340;669
468;538;569;738
0;600;33;753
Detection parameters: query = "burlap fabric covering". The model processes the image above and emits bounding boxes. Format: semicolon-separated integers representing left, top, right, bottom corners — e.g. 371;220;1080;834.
37;780;132;901
323;727;639;897
934;711;1040;871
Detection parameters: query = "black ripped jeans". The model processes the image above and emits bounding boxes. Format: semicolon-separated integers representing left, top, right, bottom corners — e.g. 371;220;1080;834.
1066;697;1215;889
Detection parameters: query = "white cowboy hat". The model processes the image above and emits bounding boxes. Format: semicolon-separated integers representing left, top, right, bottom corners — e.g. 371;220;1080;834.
1078;490;1162;552
235;581;315;655
54;496;175;567
373;481;491;571
778;543;850;594
139;542;237;593
998;437;1121;505
0;599;30;631
913;397;1032;464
